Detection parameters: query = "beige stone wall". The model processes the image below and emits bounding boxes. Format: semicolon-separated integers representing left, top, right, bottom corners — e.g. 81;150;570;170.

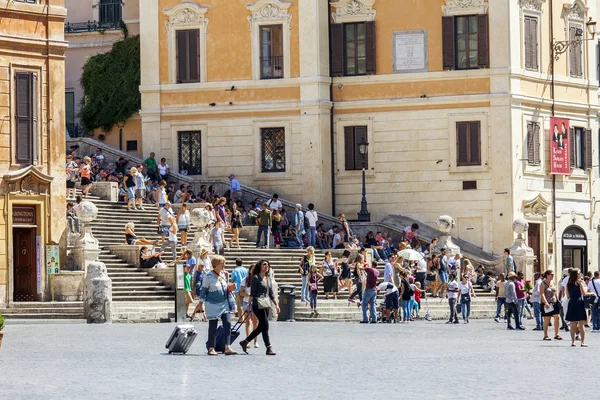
0;0;67;304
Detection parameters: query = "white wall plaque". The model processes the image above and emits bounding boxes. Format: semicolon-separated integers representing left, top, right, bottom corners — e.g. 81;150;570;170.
393;30;428;73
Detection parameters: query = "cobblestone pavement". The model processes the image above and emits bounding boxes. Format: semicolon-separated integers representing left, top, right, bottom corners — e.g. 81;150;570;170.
1;318;597;400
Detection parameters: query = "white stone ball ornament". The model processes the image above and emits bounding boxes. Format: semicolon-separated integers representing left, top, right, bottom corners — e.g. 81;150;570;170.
435;215;455;234
191;208;211;227
512;218;529;238
76;201;98;223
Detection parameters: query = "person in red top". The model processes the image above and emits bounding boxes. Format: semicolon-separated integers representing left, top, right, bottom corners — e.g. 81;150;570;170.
515;271;527;329
361;261;380;323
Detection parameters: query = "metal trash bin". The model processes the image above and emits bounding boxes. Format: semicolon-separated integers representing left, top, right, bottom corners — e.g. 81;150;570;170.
277;284;296;322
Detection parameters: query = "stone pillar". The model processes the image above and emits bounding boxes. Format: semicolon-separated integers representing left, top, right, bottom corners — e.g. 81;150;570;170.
510;219;536;280
71;201;101;274
84;261;112;323
188;208;212;258
436;215;461;257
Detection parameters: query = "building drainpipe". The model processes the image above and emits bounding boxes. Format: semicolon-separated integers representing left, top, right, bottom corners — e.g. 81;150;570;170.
328;2;336;217
550;0;557;275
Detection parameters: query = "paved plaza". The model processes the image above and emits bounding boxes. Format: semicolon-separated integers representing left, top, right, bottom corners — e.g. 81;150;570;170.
1;319;598;400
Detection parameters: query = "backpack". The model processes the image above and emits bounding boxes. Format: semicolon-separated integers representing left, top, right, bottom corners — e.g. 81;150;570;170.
407;283;415;297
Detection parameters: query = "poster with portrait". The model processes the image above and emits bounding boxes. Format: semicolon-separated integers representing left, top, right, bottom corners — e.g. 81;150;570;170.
550;117;570;175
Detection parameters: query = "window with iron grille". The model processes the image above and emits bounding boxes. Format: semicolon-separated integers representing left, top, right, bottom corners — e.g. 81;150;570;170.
260;25;283;79
178;131;202;175
260;127;286;173
99;0;122;25
456;121;481;166
126;140;138;151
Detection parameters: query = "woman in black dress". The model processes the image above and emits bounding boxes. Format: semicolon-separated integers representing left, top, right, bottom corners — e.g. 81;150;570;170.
338;250;352;293
139;247;164;269
228;203;243;249
320;251;339;300
566;268;590;347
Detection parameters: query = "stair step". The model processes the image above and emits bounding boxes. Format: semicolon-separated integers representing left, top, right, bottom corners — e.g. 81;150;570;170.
113;295;175;301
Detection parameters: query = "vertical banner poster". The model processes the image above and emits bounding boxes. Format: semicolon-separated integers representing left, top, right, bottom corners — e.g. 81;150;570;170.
36;235;41;293
550;117;570;175
46;244;60;275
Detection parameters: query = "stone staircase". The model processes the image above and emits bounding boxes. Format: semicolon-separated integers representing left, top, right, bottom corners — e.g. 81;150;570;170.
1;302;84;321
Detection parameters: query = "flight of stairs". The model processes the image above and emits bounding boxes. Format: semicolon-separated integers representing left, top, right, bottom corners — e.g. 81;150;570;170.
1;302;84;321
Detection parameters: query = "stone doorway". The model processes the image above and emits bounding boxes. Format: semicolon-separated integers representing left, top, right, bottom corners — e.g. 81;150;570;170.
12;227;37;301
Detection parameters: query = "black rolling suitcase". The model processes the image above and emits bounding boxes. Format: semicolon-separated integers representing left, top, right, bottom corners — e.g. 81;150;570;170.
165;324;197;354
206;311;250;353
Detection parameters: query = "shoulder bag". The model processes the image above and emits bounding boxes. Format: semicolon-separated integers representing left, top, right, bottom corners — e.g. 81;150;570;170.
257;275;273;309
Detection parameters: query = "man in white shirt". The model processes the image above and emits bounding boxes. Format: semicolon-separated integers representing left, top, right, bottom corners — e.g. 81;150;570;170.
531;272;543;331
558;268;571;331
378;281;399;323
588;271;600;332
267;193;283;211
415;256;428;291
404;223;418;242
332;230;344;249
305;203;318;248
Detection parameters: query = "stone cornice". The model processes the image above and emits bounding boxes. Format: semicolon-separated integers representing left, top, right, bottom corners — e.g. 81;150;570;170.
442;0;488;16
330;0;376;23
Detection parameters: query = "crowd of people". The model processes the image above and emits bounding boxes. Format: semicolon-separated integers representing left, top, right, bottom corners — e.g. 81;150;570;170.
66;147;599;351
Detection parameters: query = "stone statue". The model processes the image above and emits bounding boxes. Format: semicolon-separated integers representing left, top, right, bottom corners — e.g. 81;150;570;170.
83;261;112;323
435;215;460;257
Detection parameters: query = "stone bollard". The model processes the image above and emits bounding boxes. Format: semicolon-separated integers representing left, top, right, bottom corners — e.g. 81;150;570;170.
84;261;113;324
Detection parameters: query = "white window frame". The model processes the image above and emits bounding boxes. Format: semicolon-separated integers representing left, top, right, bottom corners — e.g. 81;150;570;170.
164;2;209;84
448;112;489;173
253;120;292;181
247;0;292;81
442;0;488;16
335;118;374;179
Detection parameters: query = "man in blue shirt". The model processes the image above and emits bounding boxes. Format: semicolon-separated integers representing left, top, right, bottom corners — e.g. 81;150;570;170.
230;258;248;318
228;174;241;201
383;253;395;283
504;248;515;276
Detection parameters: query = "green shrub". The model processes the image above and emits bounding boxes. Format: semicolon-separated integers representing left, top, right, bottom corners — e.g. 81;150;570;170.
0;312;5;331
79;35;141;133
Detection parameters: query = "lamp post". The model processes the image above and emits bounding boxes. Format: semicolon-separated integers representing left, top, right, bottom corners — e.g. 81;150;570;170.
552;17;596;60
357;138;371;222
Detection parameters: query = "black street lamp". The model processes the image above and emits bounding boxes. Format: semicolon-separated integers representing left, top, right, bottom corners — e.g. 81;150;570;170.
357;138;370;222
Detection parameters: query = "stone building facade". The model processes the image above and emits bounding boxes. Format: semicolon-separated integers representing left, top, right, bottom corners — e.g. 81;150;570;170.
120;0;600;275
0;0;67;304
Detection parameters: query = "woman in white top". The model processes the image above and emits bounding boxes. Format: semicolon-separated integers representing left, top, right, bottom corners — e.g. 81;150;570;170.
155;180;168;209
158;158;169;180
240;274;259;348
458;274;476;323
176;203;191;246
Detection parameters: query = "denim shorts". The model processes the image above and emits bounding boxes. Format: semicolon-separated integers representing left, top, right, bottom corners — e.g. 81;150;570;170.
439;272;449;283
127;187;135;200
160;225;170;237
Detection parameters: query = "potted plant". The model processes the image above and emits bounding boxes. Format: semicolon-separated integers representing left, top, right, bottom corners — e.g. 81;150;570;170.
0;312;4;348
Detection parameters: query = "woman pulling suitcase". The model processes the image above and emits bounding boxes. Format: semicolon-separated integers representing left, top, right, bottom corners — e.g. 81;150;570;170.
239;259;280;356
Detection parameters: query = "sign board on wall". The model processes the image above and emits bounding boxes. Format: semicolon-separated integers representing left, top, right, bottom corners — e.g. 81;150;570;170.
393;30;428;73
13;206;36;225
46;244;60;275
549;117;571;175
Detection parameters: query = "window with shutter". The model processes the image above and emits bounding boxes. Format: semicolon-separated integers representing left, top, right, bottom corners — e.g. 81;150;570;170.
524;16;538;71
442;14;488;70
442;16;455;70
176;29;200;84
344;126;368;170
569;25;583;78
15;72;33;164
456;121;481;166
330;24;344;77
584;128;592;169
570;127;576;167
260;25;284;79
526;121;541;166
365;21;376;75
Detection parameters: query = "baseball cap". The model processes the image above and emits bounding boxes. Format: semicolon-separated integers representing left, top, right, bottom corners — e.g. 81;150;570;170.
228;174;235;178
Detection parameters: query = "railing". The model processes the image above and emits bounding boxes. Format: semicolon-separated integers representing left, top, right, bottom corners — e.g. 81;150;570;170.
65;20;121;33
260;56;284;79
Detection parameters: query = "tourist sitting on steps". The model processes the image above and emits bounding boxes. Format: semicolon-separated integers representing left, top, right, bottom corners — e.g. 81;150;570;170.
139;247;166;269
124;223;154;246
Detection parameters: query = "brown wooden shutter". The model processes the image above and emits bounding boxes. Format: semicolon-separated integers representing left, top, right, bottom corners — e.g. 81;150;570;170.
32;72;38;164
365;21;376;75
355;125;368;168
524;18;532;70
477;14;489;68
442;16;455;70
584;128;593;169
531;18;538;71
344;126;355;170
526;122;535;164
570;126;576;167
533;122;541;165
457;122;468;165
176;30;187;83
470;122;481;165
330;23;344;77
15;72;32;164
188;29;200;82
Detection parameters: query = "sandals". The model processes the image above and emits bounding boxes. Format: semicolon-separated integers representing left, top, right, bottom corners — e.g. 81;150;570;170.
571;343;577;347
554;335;563;340
543;336;551;341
